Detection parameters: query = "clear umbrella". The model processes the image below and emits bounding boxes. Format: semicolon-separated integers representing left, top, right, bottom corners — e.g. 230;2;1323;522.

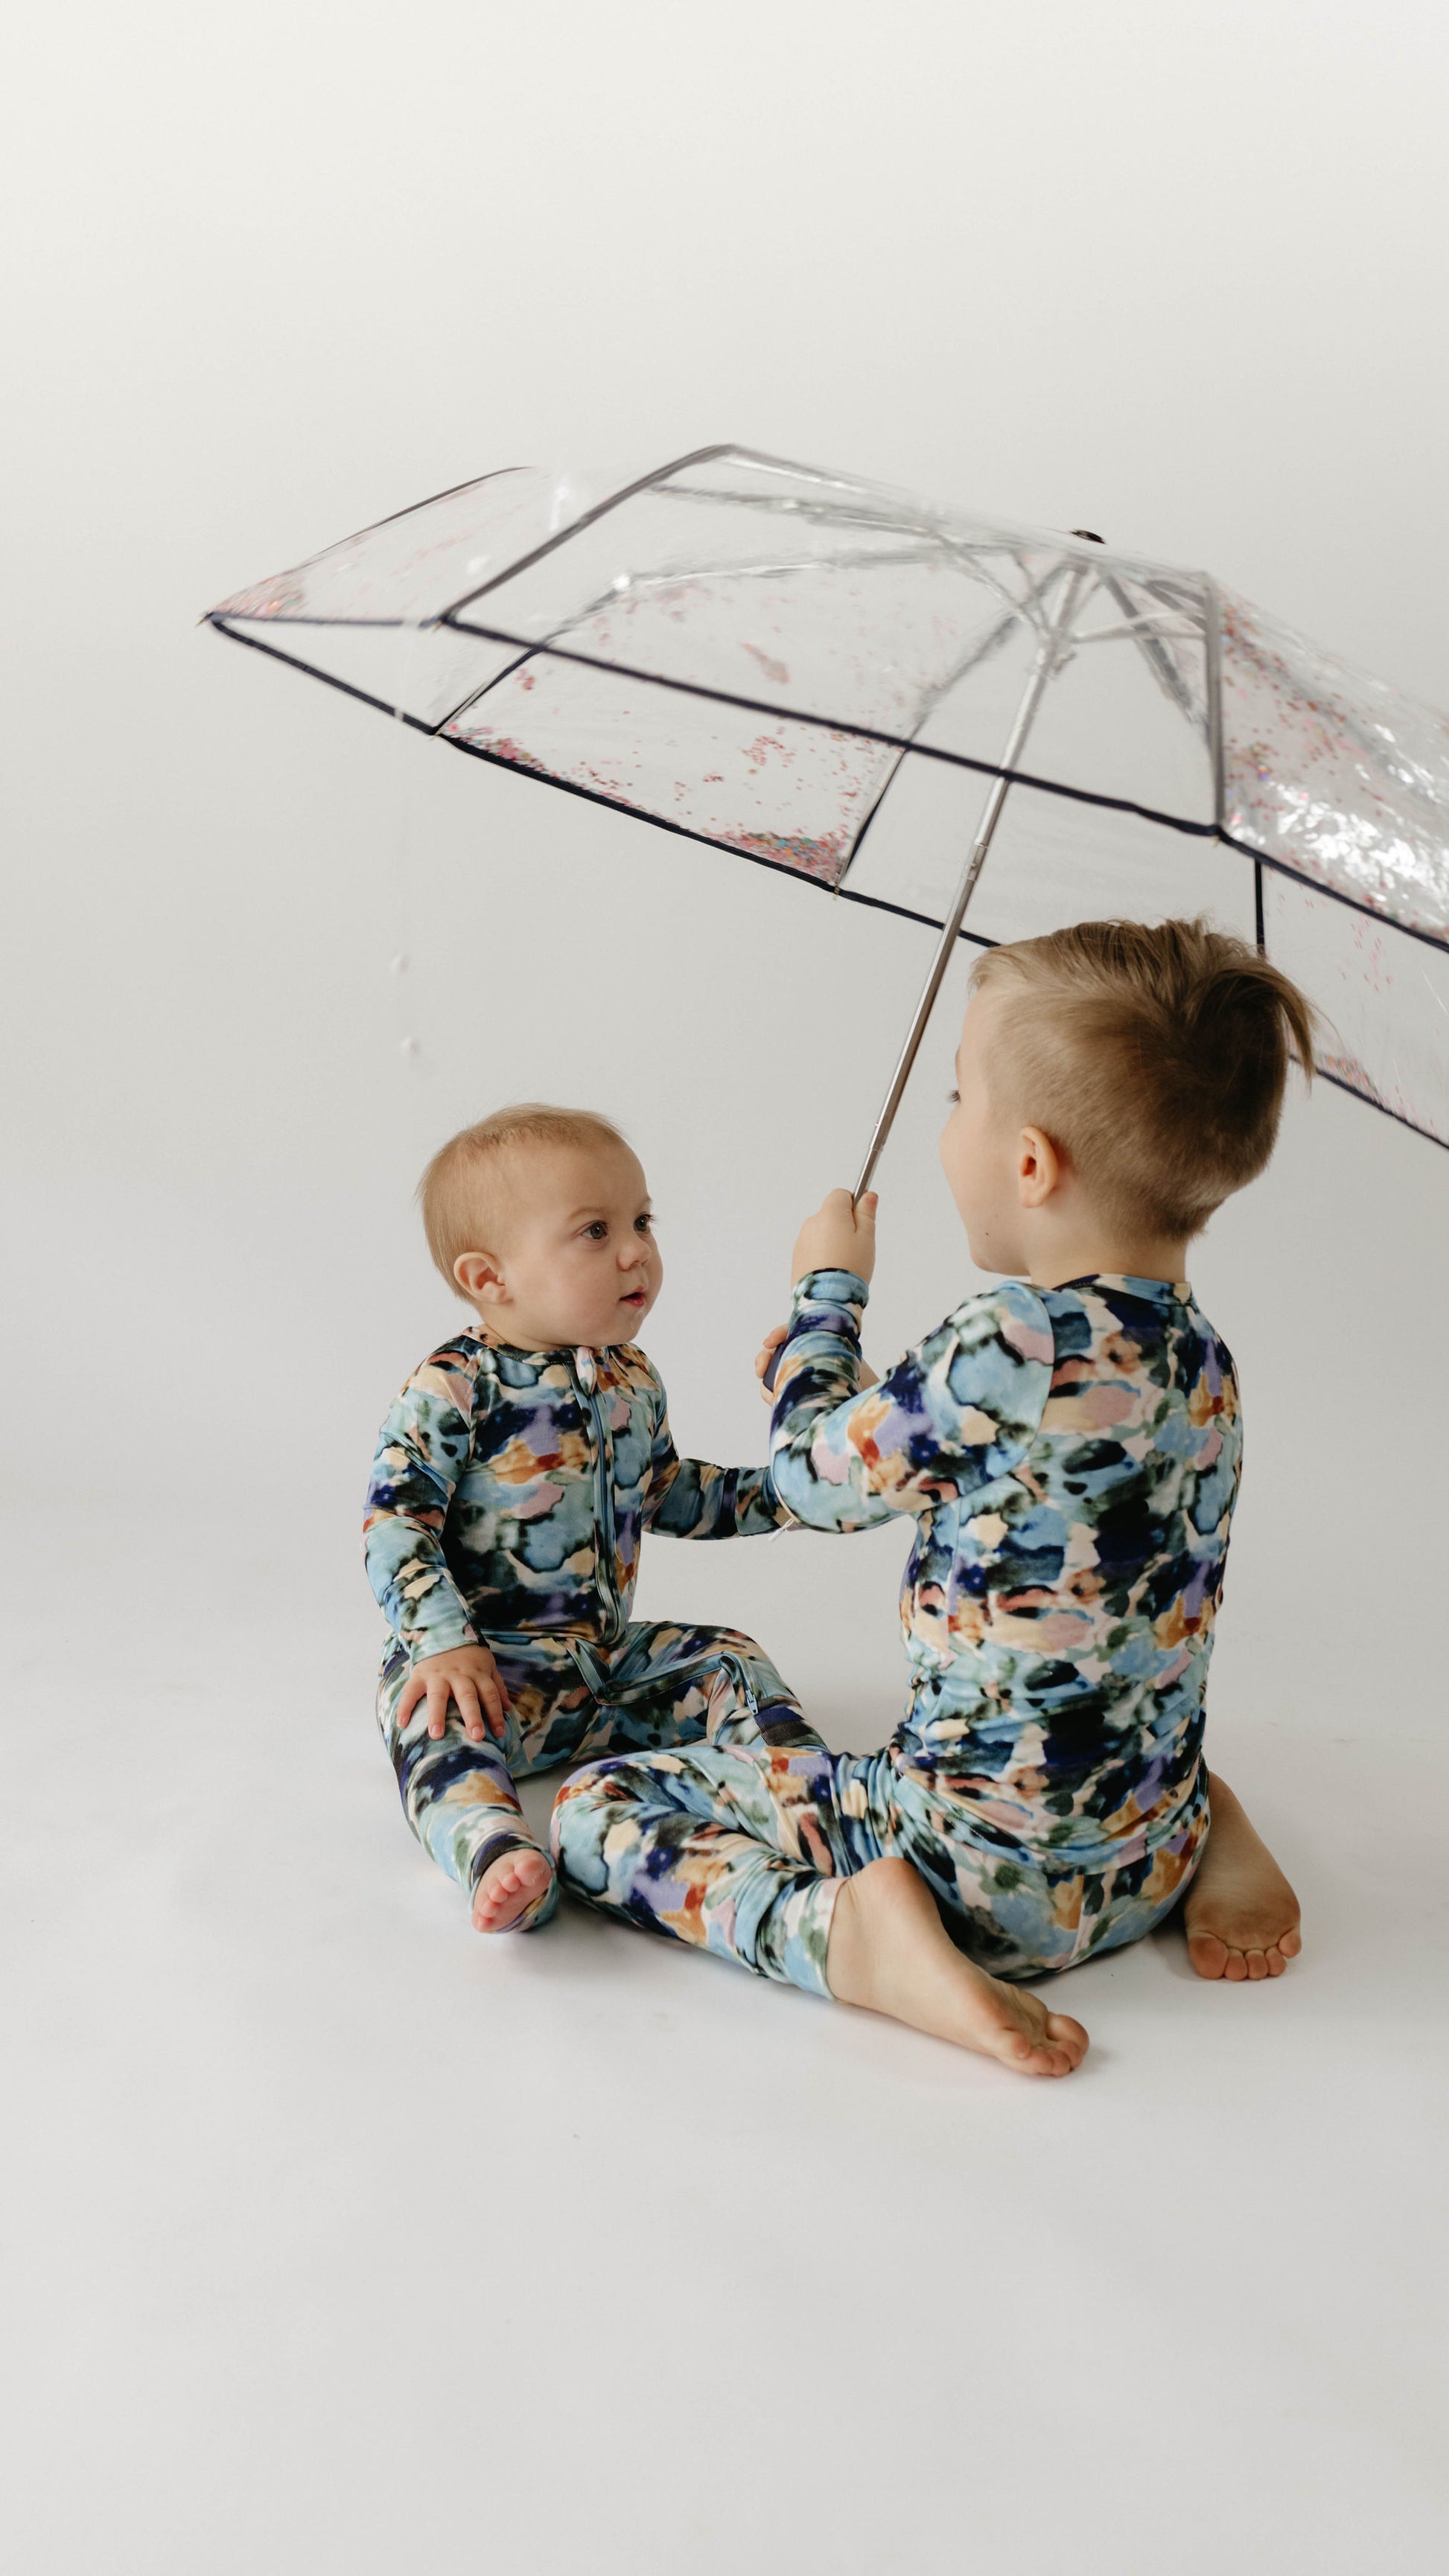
208;443;1449;1173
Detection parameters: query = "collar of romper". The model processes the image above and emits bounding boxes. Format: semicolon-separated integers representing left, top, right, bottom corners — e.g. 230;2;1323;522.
1055;1273;1191;1303
468;1325;610;1389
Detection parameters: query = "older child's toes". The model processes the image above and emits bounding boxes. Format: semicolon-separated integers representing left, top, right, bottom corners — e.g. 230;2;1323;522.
1186;1928;1231;1980
1181;1776;1301;1986
1010;2007;1089;2078
471;1847;553;1934
1186;1925;1299;1983
1043;2009;1089;2070
827;1858;1089;2076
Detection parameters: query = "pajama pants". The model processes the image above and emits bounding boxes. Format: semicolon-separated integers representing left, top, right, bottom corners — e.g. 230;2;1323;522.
378;1620;800;1929
550;1707;1211;1989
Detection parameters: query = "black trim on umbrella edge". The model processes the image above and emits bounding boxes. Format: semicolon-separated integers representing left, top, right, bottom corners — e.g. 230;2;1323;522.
209;614;1449;957
209;619;1003;939
438;721;1000;943
206;618;1449;1149
1316;1066;1449;1150
207;616;442;735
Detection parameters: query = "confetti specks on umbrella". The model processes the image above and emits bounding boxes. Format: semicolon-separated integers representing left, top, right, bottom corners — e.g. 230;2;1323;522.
208;443;1449;1150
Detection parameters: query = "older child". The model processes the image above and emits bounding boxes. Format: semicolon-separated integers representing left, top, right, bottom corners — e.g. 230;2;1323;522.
551;920;1307;2074
363;1105;800;1935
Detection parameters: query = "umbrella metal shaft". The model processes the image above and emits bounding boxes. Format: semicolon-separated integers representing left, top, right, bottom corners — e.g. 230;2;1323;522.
852;562;1092;1199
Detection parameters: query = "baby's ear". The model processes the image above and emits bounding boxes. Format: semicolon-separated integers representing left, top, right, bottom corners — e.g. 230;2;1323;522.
453;1249;505;1302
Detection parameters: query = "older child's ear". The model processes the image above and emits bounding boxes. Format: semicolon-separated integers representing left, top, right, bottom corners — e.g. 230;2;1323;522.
453;1250;506;1304
1016;1126;1062;1209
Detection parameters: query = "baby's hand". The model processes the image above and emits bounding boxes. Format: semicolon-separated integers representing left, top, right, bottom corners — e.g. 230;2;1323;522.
755;1319;879;1400
791;1189;878;1288
395;1645;511;1744
755;1324;787;1402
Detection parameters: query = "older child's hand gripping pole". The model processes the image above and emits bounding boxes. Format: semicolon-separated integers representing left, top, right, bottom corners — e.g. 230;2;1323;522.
759;1190;879;1395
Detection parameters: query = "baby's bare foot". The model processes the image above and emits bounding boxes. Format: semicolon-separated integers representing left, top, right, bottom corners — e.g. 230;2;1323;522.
826;1857;1089;2076
1182;1774;1302;1983
471;1846;553;1935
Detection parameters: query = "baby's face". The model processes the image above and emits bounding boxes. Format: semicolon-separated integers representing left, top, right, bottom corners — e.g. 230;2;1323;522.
484;1140;662;1351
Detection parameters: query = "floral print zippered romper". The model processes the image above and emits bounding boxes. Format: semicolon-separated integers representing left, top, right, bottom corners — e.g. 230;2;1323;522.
550;1269;1241;1988
364;1331;800;1926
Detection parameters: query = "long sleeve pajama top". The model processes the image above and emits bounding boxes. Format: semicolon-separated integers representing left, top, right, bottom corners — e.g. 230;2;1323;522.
767;1266;1242;1870
364;1331;793;1671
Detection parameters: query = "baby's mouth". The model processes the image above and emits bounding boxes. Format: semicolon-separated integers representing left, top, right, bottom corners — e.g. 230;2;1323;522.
620;1287;646;1304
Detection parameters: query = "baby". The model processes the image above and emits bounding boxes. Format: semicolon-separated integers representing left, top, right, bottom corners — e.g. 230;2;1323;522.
363;1103;802;1933
552;919;1306;2073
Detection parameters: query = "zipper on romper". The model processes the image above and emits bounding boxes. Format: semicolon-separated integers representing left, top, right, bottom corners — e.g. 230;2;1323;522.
575;1346;625;1648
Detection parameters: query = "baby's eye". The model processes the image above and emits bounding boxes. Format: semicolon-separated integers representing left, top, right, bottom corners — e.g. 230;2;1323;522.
584;1221;608;1241
634;1213;654;1234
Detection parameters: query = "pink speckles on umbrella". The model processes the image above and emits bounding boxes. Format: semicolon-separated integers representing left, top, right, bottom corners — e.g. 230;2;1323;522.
207;441;1449;1155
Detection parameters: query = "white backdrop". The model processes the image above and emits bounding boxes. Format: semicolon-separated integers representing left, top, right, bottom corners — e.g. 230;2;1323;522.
5;1;1448;1585
4;7;1449;2571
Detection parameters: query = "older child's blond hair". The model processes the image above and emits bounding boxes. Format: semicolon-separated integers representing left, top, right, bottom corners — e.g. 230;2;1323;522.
418;1103;630;1285
971;917;1316;1239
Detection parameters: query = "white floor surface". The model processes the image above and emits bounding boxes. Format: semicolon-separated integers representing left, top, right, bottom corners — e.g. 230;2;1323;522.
4;1497;1445;2575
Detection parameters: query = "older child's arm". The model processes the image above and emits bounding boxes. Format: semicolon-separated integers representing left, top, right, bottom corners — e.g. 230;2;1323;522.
363;1348;509;1742
767;1191;1054;1530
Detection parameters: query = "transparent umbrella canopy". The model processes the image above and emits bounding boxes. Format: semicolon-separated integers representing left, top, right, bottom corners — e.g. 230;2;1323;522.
208;444;1449;1173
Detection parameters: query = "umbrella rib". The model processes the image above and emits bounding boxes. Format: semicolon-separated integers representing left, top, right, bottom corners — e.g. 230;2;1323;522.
1098;576;1209;740
835;558;1074;900
436;442;742;623
208;612;1449;953
436;612;1222;836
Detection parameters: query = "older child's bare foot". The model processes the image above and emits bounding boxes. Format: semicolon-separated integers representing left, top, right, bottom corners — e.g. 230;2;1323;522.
471;1846;553;1934
1182;1774;1301;1982
826;1857;1089;2076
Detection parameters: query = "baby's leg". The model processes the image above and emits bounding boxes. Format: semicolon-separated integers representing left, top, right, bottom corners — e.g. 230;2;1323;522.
378;1646;561;1933
1181;1771;1302;1980
570;1622;815;1764
550;1744;1087;2075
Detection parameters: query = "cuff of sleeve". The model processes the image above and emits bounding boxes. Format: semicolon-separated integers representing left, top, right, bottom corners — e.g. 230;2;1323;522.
791;1267;869;1322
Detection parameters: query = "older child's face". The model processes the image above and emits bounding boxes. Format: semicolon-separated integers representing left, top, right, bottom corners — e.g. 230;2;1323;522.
938;987;1034;1273
479;1141;662;1351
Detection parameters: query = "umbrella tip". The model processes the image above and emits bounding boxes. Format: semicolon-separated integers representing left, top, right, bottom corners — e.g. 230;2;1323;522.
1070;529;1106;544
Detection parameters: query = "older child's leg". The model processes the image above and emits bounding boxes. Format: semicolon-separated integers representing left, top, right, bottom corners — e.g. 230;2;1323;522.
1182;1773;1302;1980
551;1743;1089;2076
826;1861;1089;2076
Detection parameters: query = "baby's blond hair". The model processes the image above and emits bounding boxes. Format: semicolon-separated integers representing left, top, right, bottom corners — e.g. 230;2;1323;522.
418;1103;631;1286
970;917;1317;1239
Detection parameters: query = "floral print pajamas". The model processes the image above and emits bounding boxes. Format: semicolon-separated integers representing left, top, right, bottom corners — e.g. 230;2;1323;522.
551;1269;1241;1987
365;1333;797;1925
